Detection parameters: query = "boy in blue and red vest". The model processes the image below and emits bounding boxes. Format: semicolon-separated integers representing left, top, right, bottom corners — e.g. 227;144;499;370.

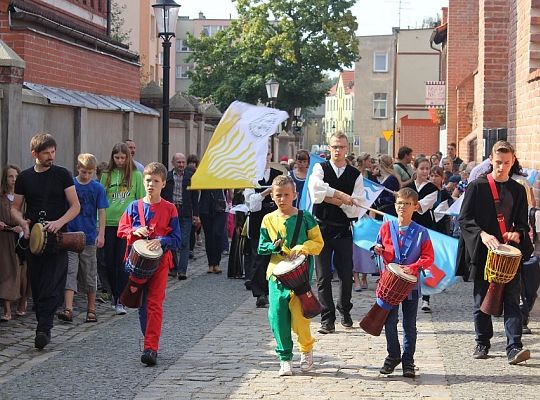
373;187;434;378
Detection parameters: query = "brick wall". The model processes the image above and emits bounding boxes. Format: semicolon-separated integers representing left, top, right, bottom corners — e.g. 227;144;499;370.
398;116;440;156
0;14;140;100
478;0;510;129
508;0;540;202
446;0;479;148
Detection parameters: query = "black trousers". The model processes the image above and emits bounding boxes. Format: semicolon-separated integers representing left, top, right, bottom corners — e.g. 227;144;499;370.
520;256;540;325
473;272;523;353
249;238;270;298
103;227;128;302
200;212;226;266
27;249;68;333
315;227;353;326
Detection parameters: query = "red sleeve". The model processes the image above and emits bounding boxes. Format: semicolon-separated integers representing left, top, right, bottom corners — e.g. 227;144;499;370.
117;209;137;245
377;223;396;265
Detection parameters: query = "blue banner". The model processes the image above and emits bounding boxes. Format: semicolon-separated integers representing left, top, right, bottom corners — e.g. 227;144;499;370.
299;153;326;211
352;215;458;295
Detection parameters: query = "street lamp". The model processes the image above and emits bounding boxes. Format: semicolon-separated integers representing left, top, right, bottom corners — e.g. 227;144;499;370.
265;78;280;160
153;0;181;167
293;107;302;133
265;78;280;108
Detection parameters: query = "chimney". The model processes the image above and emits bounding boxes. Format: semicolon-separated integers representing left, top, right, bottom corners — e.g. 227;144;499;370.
198;12;205;19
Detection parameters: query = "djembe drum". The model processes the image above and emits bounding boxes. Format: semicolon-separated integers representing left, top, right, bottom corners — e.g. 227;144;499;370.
360;263;418;336
29;222;86;255
120;240;163;308
480;244;522;316
272;255;322;319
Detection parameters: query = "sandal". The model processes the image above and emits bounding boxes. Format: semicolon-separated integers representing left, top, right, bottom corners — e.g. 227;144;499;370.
85;309;98;323
57;308;73;322
0;314;12;322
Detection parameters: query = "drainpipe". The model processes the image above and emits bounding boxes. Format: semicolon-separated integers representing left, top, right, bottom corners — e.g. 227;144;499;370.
391;27;399;158
106;0;112;37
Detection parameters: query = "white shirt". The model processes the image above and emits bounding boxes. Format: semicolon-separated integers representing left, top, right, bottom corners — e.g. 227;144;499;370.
308;161;367;218
468;158;491;183
244;168;271;212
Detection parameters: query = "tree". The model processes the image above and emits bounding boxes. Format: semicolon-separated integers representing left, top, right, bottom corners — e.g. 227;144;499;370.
110;0;132;46
187;0;358;116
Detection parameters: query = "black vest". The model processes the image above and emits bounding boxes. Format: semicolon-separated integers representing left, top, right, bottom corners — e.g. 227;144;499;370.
407;181;438;230
313;162;360;226
249;168;282;239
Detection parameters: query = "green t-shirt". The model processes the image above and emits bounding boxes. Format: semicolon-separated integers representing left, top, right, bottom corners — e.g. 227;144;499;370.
393;162;414;183
100;169;145;226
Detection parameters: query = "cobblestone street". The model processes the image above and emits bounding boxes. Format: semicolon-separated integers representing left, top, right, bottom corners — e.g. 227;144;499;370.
1;246;539;399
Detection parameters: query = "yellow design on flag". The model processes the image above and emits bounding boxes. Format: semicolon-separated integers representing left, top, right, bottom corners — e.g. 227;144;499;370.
191;101;289;189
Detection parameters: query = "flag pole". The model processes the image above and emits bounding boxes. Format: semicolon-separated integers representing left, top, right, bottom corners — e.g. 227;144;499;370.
358;204;386;217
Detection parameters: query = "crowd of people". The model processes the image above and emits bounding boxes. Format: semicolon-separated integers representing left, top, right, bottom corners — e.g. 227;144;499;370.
1;131;539;375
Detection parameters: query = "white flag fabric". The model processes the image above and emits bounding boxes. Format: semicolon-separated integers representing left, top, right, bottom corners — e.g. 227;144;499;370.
190;101;289;189
445;195;464;217
433;199;450;222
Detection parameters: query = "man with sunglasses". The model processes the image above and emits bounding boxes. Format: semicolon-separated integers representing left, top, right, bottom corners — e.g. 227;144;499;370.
308;132;367;334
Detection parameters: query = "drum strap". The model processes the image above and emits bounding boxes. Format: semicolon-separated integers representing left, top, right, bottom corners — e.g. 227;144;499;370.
290;211;304;248
486;174;507;237
137;200;147;228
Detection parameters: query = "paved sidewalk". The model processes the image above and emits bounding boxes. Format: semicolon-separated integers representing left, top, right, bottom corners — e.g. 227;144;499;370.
1;250;540;399
136;279;540;400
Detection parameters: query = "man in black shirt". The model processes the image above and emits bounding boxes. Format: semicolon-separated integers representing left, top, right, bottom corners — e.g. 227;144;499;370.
11;133;80;349
457;140;532;365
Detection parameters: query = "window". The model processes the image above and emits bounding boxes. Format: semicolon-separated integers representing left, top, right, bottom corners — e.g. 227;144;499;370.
176;65;191;79
373;93;388;118
175;39;191;52
373;52;388;72
202;25;225;37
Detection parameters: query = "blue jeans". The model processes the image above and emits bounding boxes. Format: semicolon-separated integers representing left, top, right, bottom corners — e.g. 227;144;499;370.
384;290;419;365
173;215;192;274
473;273;523;353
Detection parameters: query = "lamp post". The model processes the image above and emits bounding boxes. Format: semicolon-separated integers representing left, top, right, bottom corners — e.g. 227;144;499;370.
293;107;302;131
153;0;181;167
265;78;280;160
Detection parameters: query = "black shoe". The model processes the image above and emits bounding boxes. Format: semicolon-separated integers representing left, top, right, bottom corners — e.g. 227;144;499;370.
34;331;50;350
317;324;336;334
508;347;530;365
402;364;416;378
244;280;252;291
341;314;353;328
141;349;158;366
473;344;489;359
523;325;532;334
256;295;268;308
379;357;401;374
178;273;187;280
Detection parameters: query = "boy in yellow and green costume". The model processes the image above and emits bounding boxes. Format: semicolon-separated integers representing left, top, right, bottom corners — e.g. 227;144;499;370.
258;175;324;376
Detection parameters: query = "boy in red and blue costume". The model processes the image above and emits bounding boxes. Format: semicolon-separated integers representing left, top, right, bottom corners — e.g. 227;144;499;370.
373;187;434;378
118;162;180;366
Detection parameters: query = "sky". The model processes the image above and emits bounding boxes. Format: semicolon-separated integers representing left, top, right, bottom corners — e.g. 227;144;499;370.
177;0;449;36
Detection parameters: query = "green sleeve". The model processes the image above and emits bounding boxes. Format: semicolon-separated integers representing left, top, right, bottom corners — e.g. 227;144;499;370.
133;171;145;199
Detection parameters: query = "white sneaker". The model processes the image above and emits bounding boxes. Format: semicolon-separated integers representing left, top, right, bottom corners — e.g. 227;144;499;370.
115;304;127;315
421;300;431;313
278;360;293;376
300;350;314;372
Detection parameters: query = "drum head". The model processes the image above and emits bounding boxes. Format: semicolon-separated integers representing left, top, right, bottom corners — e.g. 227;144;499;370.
493;244;522;257
29;223;45;254
387;263;417;283
132;239;163;259
273;255;306;276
